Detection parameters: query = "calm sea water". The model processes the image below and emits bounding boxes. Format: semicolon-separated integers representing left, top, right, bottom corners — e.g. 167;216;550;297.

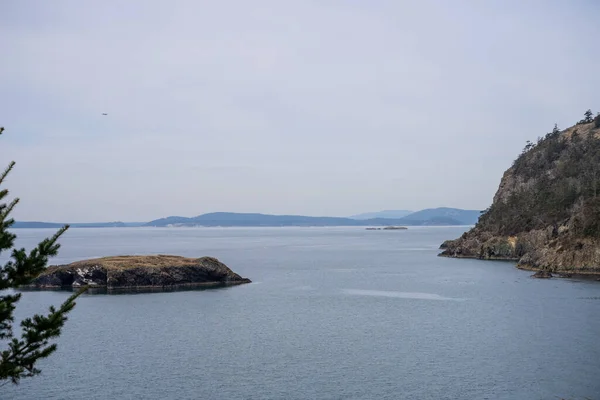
2;227;600;400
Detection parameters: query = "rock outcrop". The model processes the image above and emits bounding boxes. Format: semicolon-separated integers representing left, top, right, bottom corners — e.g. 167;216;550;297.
29;255;251;289
531;270;553;279
439;113;600;278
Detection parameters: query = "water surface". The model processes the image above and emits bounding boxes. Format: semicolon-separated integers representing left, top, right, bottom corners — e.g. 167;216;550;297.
3;227;599;399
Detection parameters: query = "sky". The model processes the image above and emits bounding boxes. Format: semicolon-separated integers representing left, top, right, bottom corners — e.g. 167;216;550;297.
1;0;599;222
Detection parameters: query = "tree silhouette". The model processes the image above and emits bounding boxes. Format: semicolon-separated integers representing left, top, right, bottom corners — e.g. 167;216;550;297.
0;127;87;385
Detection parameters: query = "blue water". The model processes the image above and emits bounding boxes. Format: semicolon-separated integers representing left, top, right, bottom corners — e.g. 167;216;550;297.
3;227;600;400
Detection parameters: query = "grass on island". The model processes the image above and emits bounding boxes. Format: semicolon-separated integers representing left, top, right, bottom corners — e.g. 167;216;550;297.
43;255;221;273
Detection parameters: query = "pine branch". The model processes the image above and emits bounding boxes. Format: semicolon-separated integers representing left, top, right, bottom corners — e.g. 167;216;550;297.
4;225;69;286
0;188;10;202
0;199;19;258
0;126;85;385
0;198;19;222
0;287;87;384
0;294;21;339
0;161;15;187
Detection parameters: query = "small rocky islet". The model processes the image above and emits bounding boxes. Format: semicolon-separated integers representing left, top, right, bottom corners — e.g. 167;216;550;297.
27;255;251;289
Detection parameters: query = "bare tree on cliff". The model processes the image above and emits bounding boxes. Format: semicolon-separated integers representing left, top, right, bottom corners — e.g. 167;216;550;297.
0;127;87;386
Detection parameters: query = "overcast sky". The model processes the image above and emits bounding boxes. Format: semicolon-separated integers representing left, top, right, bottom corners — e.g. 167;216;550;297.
1;0;599;222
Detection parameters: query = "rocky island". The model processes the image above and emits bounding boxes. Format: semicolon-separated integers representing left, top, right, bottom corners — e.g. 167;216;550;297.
28;255;251;289
440;111;600;279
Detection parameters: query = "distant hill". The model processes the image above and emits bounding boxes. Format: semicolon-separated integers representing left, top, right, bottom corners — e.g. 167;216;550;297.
399;208;481;226
12;221;65;229
145;210;480;227
12;208;481;229
146;213;378;227
12;221;145;228
350;210;413;220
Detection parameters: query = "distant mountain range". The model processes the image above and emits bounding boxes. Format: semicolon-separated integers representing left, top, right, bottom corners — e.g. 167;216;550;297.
145;213;399;227
13;208;481;228
11;221;146;229
393;208;482;226
144;208;481;227
350;210;413;220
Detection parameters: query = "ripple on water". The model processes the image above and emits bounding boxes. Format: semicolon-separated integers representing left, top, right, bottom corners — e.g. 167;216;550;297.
340;289;465;301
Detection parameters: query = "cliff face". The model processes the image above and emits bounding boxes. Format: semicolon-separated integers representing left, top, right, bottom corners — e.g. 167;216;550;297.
440;115;600;276
29;255;251;288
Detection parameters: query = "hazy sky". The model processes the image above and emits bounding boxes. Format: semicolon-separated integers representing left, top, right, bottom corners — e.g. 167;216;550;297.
1;0;599;222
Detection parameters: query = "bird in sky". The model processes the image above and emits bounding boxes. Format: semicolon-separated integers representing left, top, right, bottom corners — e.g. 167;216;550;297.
102;113;107;116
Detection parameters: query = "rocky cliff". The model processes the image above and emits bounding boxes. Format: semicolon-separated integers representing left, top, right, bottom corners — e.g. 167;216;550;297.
440;112;600;277
28;255;251;288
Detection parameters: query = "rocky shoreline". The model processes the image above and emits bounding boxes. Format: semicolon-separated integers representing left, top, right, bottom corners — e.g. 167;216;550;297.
516;263;600;280
439;227;600;280
440;251;600;280
26;255;251;289
439;117;600;280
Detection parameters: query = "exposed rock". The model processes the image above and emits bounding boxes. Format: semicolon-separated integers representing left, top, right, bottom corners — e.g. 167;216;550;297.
439;117;600;278
28;255;251;289
531;270;553;279
439;240;451;249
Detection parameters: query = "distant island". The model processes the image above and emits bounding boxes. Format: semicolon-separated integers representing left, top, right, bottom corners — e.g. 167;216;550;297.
143;208;481;227
350;210;413;220
440;112;600;279
13;207;481;229
12;221;146;229
27;255;251;289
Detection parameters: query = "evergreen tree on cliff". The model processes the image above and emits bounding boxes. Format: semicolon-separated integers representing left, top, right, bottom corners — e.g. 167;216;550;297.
0;127;86;386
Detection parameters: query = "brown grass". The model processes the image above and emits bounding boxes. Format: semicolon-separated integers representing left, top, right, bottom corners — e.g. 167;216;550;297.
562;122;598;140
59;255;206;271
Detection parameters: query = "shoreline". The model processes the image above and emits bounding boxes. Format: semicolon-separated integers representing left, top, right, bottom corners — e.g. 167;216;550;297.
438;253;520;262
20;280;251;293
439;254;600;280
11;224;476;229
516;264;600;280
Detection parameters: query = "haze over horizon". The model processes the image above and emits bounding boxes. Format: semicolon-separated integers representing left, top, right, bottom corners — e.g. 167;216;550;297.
1;0;599;223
